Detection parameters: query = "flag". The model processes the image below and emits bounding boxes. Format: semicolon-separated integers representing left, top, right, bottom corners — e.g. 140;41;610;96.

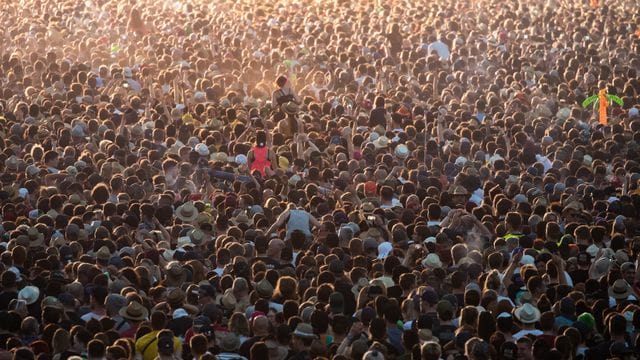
598;89;608;125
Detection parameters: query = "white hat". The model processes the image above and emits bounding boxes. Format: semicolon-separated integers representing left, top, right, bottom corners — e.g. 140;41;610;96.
513;194;528;204
373;136;390;149
556;107;571;121
377;242;393;260
235;154;248;165
18;286;40;305
520;255;535;266
177;236;194;248
455;156;468;167
195;143;209;157
172;308;189;319
424;237;436;244
161;249;176;262
194;92;206;102
586;244;599;258
18;188;28;199
394;144;409;159
422;253;443;268
514;303;541;324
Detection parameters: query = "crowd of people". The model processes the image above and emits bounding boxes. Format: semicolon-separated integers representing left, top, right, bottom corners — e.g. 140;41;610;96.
0;0;640;359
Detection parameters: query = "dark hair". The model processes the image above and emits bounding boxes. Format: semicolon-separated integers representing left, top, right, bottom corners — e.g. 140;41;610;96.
250;342;269;360
276;76;288;88
87;339;105;359
150;311;167;330
256;131;267;148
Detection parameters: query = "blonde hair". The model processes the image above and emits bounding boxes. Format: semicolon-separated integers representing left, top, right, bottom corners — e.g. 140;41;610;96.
228;312;250;337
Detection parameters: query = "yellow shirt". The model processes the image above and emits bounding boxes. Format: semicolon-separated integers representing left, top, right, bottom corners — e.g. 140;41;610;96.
135;330;182;360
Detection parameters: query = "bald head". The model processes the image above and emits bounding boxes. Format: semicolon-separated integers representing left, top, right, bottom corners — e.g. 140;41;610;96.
252;315;270;337
267;238;285;258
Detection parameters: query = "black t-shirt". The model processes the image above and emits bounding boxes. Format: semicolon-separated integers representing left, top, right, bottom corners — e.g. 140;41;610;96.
437;324;457;344
168;316;193;338
0;291;17;311
289;350;311;360
569;269;589;285
369;107;386;128
250;256;294;271
239;335;263;359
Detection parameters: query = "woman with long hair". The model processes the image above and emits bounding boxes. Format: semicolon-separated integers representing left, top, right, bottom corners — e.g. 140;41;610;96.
272;276;299;304
248;130;276;177
127;7;147;35
477;311;497;342
228;312;251;344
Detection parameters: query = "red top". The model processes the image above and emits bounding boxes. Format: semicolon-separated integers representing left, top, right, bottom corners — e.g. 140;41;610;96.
250;146;271;176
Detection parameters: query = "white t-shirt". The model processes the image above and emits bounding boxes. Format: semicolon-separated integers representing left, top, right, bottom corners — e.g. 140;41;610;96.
427;41;450;61
80;311;105;322
513;329;542;340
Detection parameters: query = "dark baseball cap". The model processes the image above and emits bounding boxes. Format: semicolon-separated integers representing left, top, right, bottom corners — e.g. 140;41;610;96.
421;288;439;305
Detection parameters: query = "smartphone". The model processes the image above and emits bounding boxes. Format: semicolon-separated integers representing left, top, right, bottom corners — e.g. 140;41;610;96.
367;215;376;221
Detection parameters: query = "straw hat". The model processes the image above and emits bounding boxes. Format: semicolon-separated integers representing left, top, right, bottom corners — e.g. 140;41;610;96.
175;202;199;222
256;278;274;298
119;301;148;321
373;136;390;149
609;279;633;300
589;257;612;280
27;227;44;248
165;262;187;287
220;289;237;311
513;303;541;324
230;211;253;226
187;228;205;246
361;202;376;213
167;288;185;307
210;152;228;163
281;101;299;115
96;246;111;261
293;323;317;339
449;185;469;196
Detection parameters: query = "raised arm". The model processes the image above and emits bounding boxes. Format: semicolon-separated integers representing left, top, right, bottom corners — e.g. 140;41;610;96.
346;121;356;158
502;251;522;290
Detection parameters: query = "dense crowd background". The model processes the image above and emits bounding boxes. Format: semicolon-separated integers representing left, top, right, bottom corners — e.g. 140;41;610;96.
0;0;640;359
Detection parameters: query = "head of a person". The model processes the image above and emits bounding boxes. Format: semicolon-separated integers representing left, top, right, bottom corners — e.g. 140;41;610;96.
87;339;106;360
256;130;267;148
276;76;288;89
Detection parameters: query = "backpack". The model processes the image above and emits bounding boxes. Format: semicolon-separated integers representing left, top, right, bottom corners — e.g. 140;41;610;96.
276;89;296;106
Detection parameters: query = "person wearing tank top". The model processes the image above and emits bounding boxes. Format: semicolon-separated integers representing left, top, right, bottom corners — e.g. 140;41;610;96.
266;206;322;240
248;130;274;177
